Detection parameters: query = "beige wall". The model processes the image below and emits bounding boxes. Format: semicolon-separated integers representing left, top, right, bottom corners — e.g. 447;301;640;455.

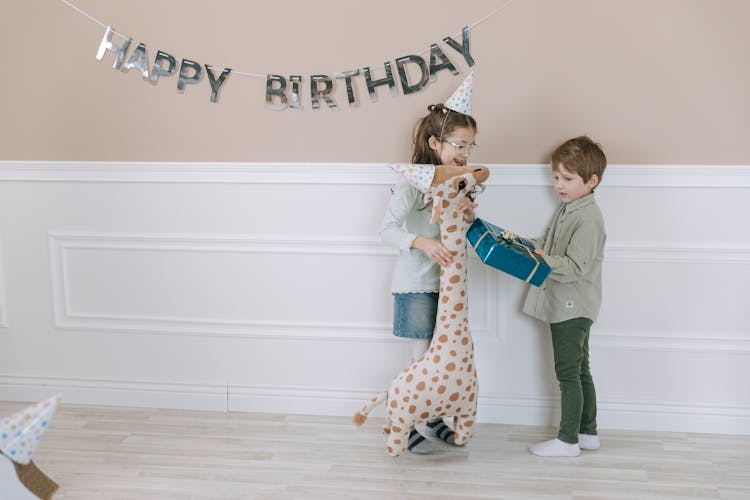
2;0;748;164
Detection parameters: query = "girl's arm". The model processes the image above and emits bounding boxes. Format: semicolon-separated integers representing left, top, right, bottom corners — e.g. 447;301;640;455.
379;180;453;266
380;180;420;251
412;235;453;267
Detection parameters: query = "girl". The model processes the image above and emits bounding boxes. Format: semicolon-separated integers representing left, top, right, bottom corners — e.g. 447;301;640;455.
380;103;479;454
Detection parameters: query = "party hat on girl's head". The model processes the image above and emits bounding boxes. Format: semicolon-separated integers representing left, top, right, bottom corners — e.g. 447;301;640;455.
444;70;474;115
387;163;435;193
1;395;60;465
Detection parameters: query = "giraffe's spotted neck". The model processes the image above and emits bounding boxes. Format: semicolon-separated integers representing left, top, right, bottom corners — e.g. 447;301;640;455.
436;203;470;331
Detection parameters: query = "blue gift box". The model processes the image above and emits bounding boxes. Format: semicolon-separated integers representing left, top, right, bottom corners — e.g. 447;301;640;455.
468;218;551;287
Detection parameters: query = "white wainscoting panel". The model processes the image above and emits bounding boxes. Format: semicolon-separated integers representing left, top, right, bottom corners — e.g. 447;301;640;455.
1;161;749;436
48;231;395;341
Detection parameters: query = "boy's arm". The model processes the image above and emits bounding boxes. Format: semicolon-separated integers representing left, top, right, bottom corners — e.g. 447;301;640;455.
526;224;550;250
543;220;606;283
528;204;565;251
527;236;545;250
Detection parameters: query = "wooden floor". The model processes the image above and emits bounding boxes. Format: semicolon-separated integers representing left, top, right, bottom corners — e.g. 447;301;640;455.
1;402;748;499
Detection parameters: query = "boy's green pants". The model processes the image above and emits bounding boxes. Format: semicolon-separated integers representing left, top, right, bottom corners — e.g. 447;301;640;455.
550;317;598;444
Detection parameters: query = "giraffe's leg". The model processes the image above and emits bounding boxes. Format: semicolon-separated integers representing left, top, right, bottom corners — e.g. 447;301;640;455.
383;414;392;435
453;415;476;446
386;422;410;457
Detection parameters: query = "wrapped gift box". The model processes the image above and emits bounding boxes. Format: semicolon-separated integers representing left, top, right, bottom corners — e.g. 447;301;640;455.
468;218;551;287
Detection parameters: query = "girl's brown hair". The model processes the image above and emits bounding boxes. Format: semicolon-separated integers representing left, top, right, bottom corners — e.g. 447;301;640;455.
411;103;477;164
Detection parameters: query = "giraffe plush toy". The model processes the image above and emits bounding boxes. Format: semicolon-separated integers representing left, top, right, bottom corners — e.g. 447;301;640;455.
354;162;490;457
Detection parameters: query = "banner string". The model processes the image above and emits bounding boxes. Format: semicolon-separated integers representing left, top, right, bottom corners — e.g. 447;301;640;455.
59;0;108;31
58;0;515;79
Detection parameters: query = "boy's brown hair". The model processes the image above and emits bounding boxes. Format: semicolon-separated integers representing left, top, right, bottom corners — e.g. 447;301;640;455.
551;136;606;185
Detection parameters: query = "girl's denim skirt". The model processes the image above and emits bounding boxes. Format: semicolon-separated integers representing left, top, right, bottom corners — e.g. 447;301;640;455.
392;292;438;339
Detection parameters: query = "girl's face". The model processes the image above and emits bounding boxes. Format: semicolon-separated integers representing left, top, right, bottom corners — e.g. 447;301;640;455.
429;126;476;167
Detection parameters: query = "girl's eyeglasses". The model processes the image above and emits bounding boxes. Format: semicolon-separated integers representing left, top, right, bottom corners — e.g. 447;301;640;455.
441;139;478;155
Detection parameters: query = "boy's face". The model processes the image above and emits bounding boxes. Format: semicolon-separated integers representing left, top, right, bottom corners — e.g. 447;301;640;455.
553;163;599;204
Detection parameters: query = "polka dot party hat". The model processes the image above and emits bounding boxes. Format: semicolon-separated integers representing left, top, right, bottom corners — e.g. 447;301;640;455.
1;395;60;465
387;163;436;193
444;70;474;115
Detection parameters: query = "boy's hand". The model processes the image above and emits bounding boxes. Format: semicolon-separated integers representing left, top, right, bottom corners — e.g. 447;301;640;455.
534;248;546;257
413;236;453;266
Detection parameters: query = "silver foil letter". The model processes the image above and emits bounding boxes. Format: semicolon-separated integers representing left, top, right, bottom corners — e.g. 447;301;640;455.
290;75;303;111
335;70;359;106
96;26;131;70
205;65;231;103
310;75;338;110
443;27;475;67
428;44;459;82
265;75;288;111
395;55;429;94
122;42;150;79
149;50;176;84
177;59;202;93
363;63;397;103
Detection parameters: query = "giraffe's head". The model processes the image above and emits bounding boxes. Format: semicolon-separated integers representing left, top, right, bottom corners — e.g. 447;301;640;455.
425;165;490;224
387;163;490;224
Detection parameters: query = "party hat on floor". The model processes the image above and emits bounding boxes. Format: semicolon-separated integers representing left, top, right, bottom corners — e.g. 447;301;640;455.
1;396;60;465
1;396;61;499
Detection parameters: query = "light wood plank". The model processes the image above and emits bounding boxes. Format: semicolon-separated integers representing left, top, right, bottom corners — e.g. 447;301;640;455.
1;402;748;499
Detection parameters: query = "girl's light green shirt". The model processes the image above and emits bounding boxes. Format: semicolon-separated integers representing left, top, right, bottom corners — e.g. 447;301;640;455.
380;179;440;293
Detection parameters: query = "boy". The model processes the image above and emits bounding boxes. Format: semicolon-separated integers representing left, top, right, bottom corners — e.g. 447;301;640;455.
524;136;607;457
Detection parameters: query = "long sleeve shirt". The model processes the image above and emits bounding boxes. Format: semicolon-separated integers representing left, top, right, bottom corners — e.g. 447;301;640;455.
380;179;440;293
523;193;606;324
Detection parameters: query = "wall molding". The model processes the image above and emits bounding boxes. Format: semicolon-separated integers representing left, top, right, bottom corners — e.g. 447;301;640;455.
46;231;750;351
47;230;499;342
491;243;750;353
0;375;228;411
593;332;750;354
2;161;750;188
606;243;750;264
2;375;747;435
478;392;750;435
48;230;398;341
597;243;750;353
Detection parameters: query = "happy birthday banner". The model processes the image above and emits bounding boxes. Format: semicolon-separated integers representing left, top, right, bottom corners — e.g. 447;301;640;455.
60;0;514;111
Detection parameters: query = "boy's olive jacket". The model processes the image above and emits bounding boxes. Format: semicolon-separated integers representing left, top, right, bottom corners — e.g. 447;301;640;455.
523;193;606;324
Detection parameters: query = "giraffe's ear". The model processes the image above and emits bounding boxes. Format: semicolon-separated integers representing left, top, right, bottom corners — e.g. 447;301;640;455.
430;195;443;224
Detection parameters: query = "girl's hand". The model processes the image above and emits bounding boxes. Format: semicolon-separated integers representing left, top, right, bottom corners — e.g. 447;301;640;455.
457;198;478;222
534;248;546;257
413;236;453;266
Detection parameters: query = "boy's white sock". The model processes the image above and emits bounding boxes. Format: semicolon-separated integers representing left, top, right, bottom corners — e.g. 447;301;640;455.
528;438;580;457
578;433;600;450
